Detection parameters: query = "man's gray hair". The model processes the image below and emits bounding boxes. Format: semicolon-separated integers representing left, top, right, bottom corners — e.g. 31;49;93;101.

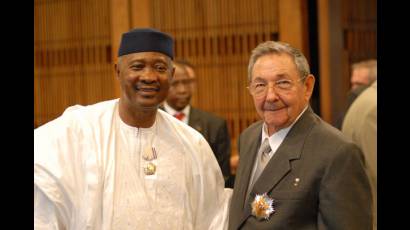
247;41;310;82
352;59;377;83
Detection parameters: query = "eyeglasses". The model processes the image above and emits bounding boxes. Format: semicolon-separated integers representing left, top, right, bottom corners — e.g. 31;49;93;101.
247;76;307;97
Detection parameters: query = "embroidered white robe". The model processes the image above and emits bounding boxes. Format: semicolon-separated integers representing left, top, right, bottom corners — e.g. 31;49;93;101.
34;99;232;230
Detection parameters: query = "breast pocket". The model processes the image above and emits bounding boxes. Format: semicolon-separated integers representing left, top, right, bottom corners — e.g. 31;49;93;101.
267;189;317;224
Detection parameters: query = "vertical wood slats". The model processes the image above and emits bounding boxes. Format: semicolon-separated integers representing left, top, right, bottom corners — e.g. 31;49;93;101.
34;0;377;163
150;0;279;156
342;0;377;78
34;0;113;127
35;0;290;160
317;0;376;125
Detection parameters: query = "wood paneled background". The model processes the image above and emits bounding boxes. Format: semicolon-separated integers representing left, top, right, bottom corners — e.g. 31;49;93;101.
343;0;377;64
151;0;281;156
34;0;114;125
318;0;376;123
34;0;376;160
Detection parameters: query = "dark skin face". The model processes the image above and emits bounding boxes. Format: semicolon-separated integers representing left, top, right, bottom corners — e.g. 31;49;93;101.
165;64;192;111
115;52;175;127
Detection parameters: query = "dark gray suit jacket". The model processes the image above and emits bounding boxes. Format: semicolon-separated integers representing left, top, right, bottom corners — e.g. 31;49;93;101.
229;108;373;230
188;107;231;180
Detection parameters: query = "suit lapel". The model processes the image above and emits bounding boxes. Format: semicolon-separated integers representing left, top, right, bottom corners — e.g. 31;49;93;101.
237;108;316;227
188;107;204;134
235;122;263;211
229;122;262;230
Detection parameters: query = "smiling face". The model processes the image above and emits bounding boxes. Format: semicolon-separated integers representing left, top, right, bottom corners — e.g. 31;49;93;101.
250;53;314;135
115;52;174;113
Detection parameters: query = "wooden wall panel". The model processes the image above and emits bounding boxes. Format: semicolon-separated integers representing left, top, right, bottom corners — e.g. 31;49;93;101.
318;0;376;125
342;0;376;66
34;0;114;127
35;0;309;162
34;0;377;167
279;0;305;52
148;0;280;156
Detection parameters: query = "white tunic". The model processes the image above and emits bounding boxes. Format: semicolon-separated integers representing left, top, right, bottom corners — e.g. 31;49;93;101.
34;99;232;230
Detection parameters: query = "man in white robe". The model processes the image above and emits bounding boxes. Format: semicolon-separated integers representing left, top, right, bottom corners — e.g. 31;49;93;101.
34;28;232;230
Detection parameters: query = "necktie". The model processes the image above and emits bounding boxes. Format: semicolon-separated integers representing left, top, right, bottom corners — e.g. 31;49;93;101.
245;138;272;206
174;112;185;121
250;138;272;189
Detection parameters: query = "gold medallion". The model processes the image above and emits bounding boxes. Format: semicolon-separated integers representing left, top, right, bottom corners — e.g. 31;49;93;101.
144;162;156;175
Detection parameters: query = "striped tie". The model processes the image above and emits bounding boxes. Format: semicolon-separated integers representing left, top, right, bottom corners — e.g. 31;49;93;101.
250;138;272;189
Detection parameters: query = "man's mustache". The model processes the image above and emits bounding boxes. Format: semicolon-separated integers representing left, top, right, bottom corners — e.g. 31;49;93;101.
263;102;285;111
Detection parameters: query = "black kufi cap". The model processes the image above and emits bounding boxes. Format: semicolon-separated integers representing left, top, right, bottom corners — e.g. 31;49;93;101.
118;28;174;59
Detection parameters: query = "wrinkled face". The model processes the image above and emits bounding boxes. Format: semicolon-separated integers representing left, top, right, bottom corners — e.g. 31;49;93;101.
351;68;370;90
250;54;314;134
115;52;174;111
166;65;192;111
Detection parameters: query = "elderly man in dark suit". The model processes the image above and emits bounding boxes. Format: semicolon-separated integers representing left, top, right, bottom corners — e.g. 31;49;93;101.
163;61;232;185
228;41;373;229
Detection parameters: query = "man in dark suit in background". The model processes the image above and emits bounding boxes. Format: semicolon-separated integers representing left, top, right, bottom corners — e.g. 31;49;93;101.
163;61;232;186
229;41;373;229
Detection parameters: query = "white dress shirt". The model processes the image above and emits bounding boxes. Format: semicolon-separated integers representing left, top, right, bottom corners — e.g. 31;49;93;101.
247;106;309;192
163;102;190;124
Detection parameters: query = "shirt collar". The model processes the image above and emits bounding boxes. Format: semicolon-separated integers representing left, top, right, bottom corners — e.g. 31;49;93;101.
163;102;191;120
261;105;308;151
117;105;158;135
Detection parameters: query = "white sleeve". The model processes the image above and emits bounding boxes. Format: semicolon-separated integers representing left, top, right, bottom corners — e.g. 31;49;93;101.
208;188;233;230
34;185;65;230
34;108;85;230
193;138;233;230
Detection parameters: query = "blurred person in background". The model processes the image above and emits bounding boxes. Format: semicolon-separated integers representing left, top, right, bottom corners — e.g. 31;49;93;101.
163;60;233;187
336;59;377;129
342;80;377;229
